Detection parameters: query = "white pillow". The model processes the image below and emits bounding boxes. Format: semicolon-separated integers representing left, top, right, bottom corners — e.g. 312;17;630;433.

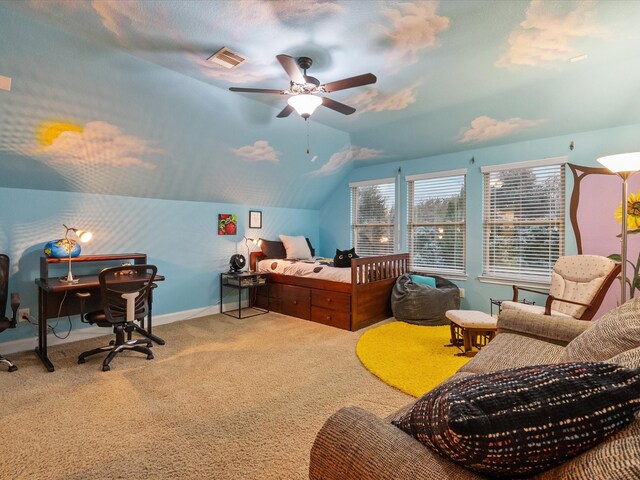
279;235;311;259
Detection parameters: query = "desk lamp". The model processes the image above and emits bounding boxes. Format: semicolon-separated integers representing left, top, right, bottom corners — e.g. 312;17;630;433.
60;224;93;284
597;152;640;304
244;237;262;272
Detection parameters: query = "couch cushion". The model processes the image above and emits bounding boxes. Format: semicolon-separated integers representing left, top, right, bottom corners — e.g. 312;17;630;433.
559;297;640;363
608;346;640;370
458;332;565;374
310;406;484;480
393;362;640;478
536;418;640;480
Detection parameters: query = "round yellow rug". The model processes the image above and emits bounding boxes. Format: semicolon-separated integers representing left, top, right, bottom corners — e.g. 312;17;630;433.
356;322;471;397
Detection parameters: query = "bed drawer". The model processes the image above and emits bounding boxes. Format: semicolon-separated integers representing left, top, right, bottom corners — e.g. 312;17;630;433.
311;306;350;330
256;283;281;311
281;285;310;320
311;290;350;311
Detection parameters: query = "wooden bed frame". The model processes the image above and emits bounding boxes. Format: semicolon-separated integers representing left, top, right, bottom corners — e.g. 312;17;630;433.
250;252;409;331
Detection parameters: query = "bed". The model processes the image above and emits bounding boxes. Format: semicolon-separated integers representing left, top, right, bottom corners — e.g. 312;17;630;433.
250;251;409;331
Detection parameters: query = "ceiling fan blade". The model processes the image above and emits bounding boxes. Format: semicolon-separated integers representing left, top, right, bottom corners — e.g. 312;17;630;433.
322;97;356;115
321;73;377;93
276;104;295;118
229;87;287;94
276;54;305;84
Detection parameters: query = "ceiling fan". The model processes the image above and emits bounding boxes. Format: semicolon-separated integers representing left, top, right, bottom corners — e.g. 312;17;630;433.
229;54;377;119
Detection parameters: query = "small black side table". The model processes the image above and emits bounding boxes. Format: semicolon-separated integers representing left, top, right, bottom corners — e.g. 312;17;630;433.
220;271;269;319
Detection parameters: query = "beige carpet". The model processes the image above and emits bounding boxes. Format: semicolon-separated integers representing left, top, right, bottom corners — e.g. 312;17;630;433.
0;313;411;480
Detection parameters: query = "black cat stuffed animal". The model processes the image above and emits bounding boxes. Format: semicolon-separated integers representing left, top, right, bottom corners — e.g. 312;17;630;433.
334;248;359;268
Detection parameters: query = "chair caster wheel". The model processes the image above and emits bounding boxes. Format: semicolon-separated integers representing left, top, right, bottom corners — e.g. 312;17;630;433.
109;340;115;346
8;365;17;372
146;354;154;360
78;358;85;364
102;365;110;372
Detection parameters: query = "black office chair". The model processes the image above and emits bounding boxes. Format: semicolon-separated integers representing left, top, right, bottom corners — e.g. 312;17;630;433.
0;254;20;372
78;264;157;371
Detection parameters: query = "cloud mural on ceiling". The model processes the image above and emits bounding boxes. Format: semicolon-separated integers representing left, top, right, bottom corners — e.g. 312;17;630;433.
21;120;160;169
346;82;420;114
310;145;383;175
379;1;449;69
459;115;543;144
236;0;345;25
496;0;604;69
229;140;280;163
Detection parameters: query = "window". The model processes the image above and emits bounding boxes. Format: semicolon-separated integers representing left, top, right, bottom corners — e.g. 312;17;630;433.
350;178;396;256
482;157;566;284
407;170;466;276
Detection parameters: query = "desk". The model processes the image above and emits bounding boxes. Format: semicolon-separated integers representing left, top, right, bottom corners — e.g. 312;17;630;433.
35;253;164;372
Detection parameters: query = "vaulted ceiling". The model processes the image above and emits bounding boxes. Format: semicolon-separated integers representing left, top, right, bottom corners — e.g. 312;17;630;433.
1;1;640;208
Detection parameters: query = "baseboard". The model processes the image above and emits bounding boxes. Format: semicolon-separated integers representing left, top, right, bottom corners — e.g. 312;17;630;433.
1;304;222;355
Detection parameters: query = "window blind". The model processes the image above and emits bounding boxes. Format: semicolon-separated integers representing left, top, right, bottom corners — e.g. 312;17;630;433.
483;162;565;282
351;180;396;256
408;172;466;275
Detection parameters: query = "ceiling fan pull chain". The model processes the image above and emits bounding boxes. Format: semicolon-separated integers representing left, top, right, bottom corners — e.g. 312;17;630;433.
306;120;310;155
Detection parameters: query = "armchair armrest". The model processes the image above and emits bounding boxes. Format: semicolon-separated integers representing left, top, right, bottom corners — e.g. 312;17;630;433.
512;285;548;301
310;406;480;480
497;309;591;346
543;295;590;315
9;292;20;326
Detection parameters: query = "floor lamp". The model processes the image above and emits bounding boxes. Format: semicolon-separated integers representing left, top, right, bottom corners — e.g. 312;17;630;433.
597;152;640;304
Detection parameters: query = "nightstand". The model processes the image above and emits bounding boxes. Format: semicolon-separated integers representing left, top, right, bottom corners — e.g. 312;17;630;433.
220;271;269;319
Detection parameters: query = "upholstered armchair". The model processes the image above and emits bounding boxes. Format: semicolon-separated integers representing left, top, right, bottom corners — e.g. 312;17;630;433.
501;255;620;321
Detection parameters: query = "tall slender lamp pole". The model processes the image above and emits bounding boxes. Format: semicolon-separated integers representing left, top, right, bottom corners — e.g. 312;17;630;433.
597;152;640;304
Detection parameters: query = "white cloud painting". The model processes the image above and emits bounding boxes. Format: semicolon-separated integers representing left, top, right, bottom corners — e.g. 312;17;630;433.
379;1;449;69
496;0;605;69
32;120;160;169
310;145;383;175
229;140;280;163
346;82;420;114
459;115;543;143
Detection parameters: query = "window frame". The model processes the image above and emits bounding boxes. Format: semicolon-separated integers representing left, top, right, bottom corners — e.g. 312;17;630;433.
406;169;468;279
479;156;567;287
349;177;396;257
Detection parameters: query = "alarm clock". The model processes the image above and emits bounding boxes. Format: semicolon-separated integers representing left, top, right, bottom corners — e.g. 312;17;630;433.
229;254;246;272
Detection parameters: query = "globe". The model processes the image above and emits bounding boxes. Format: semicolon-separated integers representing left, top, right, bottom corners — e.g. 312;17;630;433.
44;239;81;258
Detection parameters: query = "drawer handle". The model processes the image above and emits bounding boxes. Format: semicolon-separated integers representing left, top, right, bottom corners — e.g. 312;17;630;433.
326;315;331;321
326;298;332;303
293;300;298;305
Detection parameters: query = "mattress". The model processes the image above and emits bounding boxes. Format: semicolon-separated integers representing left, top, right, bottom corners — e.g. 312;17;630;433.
257;258;351;283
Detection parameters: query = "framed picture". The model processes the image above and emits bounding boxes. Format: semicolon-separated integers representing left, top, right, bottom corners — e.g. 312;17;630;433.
249;210;262;229
218;214;237;235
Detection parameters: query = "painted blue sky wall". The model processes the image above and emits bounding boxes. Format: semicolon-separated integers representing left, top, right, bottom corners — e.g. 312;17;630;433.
0;186;319;343
0;4;353;209
2;1;640;207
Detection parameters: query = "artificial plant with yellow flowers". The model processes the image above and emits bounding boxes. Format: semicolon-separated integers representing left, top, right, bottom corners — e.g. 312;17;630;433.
608;190;640;298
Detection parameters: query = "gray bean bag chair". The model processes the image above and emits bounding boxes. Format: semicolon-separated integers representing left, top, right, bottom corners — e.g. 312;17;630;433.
391;273;460;326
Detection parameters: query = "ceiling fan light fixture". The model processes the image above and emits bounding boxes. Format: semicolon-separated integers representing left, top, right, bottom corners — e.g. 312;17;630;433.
287;94;322;119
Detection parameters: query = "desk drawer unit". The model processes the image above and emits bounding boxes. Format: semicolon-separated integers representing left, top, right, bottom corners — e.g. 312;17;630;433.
281;284;310;319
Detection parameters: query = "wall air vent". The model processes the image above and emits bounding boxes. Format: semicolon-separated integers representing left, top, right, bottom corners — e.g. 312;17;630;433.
207;47;246;69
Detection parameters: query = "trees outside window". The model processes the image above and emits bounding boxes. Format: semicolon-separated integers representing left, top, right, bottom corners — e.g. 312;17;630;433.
407;171;466;275
351;180;395;256
482;160;565;282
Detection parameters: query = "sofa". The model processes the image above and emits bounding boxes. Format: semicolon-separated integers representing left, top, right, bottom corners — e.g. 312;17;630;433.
309;299;640;479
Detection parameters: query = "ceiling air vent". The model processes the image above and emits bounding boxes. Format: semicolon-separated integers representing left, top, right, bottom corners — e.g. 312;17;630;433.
207;47;246;69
